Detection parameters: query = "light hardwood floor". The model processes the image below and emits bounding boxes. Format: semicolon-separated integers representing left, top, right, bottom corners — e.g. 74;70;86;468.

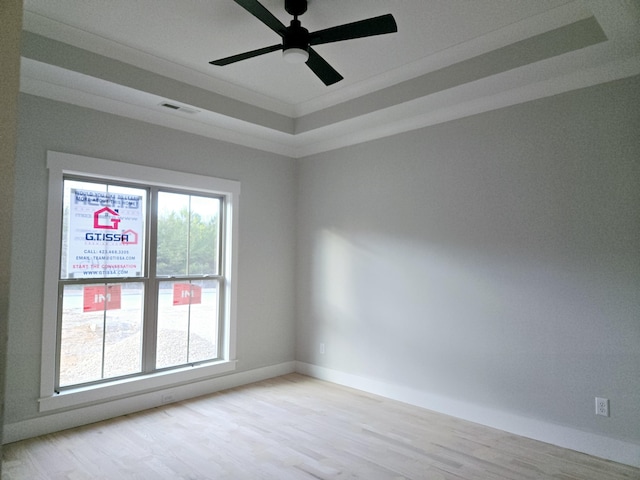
2;374;638;479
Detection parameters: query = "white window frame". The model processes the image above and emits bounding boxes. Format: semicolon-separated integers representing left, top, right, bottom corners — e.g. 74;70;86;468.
39;151;240;412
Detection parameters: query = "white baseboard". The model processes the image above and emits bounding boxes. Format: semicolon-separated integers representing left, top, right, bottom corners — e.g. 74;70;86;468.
2;361;296;444
5;360;638;468
296;361;640;468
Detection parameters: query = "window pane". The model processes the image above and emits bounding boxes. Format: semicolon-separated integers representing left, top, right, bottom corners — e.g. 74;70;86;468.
187;279;220;363
59;282;144;387
156;280;219;369
189;196;220;275
156;192;189;276
156;192;220;276
62;180;146;279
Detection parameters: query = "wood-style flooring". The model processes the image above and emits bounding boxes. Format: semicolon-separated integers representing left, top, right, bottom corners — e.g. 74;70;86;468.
2;374;639;479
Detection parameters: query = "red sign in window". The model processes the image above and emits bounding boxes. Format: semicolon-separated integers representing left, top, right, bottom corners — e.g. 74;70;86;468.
173;283;202;306
83;285;122;312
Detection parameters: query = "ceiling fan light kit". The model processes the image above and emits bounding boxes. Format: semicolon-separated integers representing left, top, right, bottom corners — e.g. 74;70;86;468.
282;16;310;63
210;0;397;85
283;48;309;64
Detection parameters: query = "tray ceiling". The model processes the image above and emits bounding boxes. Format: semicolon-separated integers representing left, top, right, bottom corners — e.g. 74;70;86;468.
20;0;640;157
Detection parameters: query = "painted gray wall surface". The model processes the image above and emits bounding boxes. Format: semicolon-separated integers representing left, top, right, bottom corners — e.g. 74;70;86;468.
0;0;24;473
296;76;640;443
5;94;297;424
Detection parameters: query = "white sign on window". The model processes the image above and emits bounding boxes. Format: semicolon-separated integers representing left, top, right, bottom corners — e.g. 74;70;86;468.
67;189;144;278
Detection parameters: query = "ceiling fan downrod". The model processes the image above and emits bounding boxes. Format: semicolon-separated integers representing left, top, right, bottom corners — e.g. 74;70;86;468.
284;0;307;18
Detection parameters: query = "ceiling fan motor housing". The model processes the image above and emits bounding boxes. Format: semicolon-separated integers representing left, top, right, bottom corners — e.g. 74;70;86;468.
284;19;309;52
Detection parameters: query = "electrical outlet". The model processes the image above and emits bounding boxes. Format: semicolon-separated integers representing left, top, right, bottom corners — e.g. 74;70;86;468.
595;397;609;417
319;343;325;354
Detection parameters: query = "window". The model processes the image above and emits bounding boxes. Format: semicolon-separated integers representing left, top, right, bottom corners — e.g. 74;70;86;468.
40;152;239;411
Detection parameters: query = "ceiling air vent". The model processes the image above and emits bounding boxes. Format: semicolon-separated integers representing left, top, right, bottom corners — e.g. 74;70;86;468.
160;102;180;110
159;102;199;114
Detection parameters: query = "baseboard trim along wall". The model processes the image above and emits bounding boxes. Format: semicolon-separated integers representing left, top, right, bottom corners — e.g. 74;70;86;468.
2;361;297;445
296;361;640;468
5;360;639;468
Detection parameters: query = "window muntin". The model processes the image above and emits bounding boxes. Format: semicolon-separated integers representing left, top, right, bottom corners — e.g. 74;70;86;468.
57;178;224;389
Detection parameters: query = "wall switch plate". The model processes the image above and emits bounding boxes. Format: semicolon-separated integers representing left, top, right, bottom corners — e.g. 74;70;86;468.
595;397;609;417
319;343;325;354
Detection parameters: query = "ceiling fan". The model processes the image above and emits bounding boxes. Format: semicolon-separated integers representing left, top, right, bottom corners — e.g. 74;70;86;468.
210;0;398;86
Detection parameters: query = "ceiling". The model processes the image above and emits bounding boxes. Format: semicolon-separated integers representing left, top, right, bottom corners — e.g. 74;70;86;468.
20;0;640;157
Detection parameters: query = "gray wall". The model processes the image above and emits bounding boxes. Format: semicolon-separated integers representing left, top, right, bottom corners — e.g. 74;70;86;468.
296;75;640;443
5;94;297;424
0;0;23;473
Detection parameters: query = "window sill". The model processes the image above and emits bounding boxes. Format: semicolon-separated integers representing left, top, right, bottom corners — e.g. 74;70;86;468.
38;359;237;412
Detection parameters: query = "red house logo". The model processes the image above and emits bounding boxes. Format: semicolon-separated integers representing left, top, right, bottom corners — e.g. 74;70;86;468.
121;229;139;245
93;207;120;230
